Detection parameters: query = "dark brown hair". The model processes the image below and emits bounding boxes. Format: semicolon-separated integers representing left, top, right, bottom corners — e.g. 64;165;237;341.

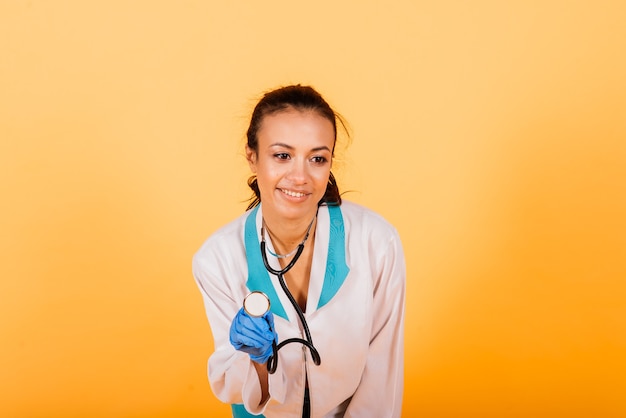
245;84;346;210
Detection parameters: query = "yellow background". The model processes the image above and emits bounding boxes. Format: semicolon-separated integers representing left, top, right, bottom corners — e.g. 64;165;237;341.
1;1;625;417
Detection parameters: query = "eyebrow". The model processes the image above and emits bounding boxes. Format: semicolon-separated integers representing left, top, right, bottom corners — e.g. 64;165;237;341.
269;143;332;153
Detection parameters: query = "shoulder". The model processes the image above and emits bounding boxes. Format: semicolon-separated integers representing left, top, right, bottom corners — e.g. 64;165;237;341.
192;210;251;267
336;200;400;241
336;201;405;277
338;200;398;230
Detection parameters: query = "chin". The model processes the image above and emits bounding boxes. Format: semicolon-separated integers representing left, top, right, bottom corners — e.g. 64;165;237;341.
281;206;316;220
273;202;319;221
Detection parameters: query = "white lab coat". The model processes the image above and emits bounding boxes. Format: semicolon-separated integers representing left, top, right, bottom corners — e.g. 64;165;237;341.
192;201;406;417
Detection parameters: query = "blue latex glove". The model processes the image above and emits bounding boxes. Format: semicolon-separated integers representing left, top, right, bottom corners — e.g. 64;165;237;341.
229;307;277;364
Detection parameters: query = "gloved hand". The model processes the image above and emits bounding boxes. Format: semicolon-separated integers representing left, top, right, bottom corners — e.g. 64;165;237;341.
229;307;277;364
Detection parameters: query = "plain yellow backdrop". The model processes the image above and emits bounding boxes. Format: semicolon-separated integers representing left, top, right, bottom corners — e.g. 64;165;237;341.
1;1;625;417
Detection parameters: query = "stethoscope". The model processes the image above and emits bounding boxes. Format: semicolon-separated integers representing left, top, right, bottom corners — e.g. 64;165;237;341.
243;216;322;374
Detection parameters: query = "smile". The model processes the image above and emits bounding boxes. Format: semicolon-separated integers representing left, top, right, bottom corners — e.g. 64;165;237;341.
279;188;308;198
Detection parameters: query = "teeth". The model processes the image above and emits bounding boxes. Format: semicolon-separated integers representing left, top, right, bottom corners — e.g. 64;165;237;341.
281;189;306;198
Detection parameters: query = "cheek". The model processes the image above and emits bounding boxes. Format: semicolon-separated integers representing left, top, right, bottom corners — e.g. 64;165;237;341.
313;169;331;188
255;164;281;188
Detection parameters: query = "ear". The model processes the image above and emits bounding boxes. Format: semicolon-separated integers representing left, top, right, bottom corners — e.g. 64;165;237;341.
245;145;257;173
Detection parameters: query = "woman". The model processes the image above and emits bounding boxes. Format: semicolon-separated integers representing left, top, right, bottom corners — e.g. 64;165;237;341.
193;85;406;417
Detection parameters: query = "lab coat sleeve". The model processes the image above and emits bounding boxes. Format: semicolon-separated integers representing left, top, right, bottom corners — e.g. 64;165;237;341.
192;246;288;415
344;230;406;418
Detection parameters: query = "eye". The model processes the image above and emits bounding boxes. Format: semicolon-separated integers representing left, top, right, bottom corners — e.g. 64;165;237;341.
311;156;328;164
274;153;290;160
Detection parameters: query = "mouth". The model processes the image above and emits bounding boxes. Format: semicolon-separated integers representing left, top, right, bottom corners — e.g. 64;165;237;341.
279;188;309;198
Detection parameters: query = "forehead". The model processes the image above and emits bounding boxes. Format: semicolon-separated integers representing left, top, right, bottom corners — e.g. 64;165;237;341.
257;109;335;147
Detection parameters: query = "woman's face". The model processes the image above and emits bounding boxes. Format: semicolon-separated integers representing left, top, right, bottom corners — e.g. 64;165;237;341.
246;108;335;223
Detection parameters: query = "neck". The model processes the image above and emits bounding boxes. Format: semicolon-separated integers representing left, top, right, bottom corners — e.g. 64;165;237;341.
262;211;317;253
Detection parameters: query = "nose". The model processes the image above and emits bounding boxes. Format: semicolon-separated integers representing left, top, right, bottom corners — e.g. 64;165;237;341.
287;159;308;184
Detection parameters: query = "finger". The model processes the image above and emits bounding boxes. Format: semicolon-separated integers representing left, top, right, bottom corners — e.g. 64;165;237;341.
263;311;275;328
239;317;271;336
233;334;264;349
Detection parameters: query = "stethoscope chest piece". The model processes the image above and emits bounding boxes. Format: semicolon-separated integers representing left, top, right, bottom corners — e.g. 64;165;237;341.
244;291;270;317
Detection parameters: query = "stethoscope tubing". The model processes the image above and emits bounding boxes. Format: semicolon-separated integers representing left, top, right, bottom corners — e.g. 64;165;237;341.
260;241;321;373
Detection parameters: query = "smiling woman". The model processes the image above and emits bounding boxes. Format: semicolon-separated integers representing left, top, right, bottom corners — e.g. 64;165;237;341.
246;109;335;226
192;85;407;417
